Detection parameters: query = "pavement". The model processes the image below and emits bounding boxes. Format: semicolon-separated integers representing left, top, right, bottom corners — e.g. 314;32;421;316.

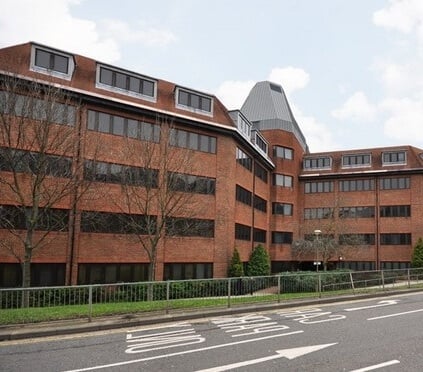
1;288;421;342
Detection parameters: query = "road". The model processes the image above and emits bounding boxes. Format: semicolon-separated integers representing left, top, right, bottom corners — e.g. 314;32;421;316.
2;292;423;371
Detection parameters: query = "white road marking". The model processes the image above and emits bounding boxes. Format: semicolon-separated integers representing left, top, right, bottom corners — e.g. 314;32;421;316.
368;308;423;320
194;343;338;372
278;308;346;324
345;300;399;312
126;328;205;354
349;359;400;371
61;330;304;372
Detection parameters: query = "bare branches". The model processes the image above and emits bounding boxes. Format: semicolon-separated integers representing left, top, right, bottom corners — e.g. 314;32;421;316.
0;73;82;288
102;114;211;281
292;194;369;270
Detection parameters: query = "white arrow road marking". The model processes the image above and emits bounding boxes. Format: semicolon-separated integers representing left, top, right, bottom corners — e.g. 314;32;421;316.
195;343;337;372
345;300;399;311
349;359;400;371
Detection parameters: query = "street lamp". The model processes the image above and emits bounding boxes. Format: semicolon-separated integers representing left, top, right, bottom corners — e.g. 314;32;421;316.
314;229;322;272
338;256;344;269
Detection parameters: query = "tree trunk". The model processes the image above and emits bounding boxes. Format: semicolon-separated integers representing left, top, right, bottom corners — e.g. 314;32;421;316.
147;256;156;301
21;241;32;307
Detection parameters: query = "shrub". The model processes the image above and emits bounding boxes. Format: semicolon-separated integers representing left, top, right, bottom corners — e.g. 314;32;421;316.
228;248;244;277
412;238;423;268
246;245;270;277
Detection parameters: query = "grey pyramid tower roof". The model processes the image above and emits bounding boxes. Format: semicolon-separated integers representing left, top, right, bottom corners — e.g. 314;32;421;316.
241;81;308;151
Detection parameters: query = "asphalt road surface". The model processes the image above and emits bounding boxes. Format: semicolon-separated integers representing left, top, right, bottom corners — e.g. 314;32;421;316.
2;292;423;371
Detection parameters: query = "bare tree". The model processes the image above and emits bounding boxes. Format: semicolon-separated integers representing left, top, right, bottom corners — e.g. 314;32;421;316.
0;73;85;291
96;115;214;282
292;231;342;271
292;199;368;271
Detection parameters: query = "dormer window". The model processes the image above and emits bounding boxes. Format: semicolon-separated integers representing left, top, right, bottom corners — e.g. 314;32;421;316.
175;87;213;116
238;115;251;139
382;151;407;166
253;130;268;154
303;156;331;170
342;153;371;168
30;45;74;80
96;65;157;102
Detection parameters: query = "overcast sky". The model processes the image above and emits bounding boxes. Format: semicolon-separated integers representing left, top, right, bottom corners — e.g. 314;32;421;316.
1;0;422;152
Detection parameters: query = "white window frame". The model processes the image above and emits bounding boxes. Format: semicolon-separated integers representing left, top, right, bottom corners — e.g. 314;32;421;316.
303;156;332;170
382;151;407;166
175;87;213;117
341;153;372;169
96;64;157;103
30;45;74;80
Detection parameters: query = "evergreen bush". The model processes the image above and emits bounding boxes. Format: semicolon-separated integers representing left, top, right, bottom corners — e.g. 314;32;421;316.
412;237;423;268
246;244;270;277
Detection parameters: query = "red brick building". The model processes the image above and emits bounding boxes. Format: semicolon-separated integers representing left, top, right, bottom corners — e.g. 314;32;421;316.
0;42;422;286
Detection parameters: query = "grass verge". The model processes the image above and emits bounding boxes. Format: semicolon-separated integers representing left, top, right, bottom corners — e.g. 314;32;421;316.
2;283;422;326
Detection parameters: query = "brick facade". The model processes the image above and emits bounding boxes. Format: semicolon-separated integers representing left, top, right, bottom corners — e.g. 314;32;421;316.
0;42;422;286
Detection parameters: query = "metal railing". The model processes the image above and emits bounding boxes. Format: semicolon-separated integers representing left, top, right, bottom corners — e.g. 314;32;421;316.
1;268;423;323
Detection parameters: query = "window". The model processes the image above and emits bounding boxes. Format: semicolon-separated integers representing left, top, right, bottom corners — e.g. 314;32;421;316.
380;205;411;217
339;234;375;245
0;148;72;178
253;228;267;243
273;174;293;188
164;263;213;280
339;179;374;192
81;211;154;235
165;217;214;237
339;206;375;218
342;154;371;167
274;145;293;160
253;131;268;154
84;160;158;188
304;208;334;220
168;172;215;195
235;223;251;241
304;181;333;193
78;263;148;284
380;177;410;190
272;231;293;244
304;233;334;241
254;163;268;183
176;88;213;114
303;157;331;170
253;195;267;213
0;92;76;126
382;151;406;165
339;261;376;271
0;264;21;287
380;262;410;270
0;205;69;231
31;45;74;79
31;263;66;287
237;114;252;138
236;148;252;171
380;233;411;245
87;110;160;142
35;49;68;73
270;83;282;92
272;202;293;216
97;66;156;100
170;128;216;154
236;185;252;206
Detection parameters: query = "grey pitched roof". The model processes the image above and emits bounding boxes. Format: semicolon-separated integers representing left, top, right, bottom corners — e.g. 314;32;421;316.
241;81;308;151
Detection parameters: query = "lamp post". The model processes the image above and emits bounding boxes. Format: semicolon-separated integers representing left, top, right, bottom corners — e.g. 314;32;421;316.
338;256;344;269
314;229;322;272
